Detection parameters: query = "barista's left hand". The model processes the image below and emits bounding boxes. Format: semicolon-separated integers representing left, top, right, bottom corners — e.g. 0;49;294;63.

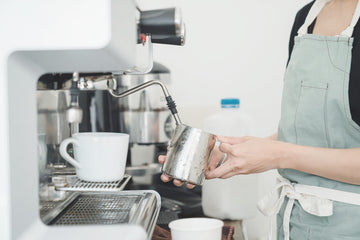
158;155;196;189
206;136;285;179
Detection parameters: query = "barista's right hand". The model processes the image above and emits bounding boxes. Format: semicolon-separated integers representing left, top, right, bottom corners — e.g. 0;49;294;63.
158;155;196;189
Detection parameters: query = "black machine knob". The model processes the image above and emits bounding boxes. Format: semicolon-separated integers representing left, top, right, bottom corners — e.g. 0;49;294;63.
139;8;185;46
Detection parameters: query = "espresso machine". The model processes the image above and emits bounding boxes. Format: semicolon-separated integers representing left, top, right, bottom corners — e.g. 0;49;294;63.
0;1;186;240
36;63;174;185
36;62;203;231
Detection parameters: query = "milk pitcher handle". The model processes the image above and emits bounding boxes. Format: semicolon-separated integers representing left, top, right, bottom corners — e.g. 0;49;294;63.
214;140;227;168
59;138;81;168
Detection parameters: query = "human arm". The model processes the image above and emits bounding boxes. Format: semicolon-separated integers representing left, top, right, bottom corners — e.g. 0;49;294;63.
158;133;274;188
206;136;360;186
267;133;277;140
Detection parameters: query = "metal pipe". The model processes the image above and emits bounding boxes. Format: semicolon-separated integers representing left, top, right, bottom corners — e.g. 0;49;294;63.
67;72;82;136
78;75;114;90
108;79;168;98
107;78;182;125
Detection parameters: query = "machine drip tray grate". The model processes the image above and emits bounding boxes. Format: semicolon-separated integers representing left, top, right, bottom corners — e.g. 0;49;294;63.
156;211;179;225
55;174;131;192
51;194;141;225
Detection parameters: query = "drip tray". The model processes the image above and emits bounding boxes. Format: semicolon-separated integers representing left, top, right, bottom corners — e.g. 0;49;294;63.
51;194;140;225
47;191;161;238
54;175;131;192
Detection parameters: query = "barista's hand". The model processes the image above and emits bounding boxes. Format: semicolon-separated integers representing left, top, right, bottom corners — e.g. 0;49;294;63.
206;136;284;179
158;155;196;189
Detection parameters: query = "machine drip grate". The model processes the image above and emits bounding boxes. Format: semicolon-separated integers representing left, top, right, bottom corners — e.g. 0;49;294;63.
40;201;60;218
156;211;179;225
52;194;141;225
55;174;131;192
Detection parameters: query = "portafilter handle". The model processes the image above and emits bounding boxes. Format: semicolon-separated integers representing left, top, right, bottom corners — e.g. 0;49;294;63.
107;78;182;125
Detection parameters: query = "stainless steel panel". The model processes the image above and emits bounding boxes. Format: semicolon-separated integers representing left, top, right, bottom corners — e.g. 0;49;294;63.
119;111;173;143
113;73;171;111
125;163;161;177
37;90;71;145
110;76;176;144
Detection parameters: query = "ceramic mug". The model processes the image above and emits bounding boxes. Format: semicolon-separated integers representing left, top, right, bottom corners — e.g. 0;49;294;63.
59;132;129;182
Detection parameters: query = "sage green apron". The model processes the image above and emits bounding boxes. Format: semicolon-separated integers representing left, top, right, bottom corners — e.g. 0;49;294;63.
271;0;360;239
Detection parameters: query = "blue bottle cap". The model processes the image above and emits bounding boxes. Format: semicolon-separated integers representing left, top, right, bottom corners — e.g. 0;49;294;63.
221;98;240;108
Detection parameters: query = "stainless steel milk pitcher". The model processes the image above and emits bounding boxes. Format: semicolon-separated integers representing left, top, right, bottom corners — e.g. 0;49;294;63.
162;124;216;185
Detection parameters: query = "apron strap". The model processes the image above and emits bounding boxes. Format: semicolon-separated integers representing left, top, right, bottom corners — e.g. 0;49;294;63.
298;0;360;38
258;176;360;240
298;0;331;36
341;0;360;37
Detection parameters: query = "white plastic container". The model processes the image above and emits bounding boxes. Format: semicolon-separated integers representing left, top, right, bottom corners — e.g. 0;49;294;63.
169;218;223;240
202;98;258;220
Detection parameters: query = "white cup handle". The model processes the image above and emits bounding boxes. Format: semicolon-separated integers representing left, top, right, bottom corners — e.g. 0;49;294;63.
59;137;81;168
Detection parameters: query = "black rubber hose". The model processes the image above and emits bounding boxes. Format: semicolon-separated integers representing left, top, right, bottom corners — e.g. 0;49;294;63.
166;96;178;115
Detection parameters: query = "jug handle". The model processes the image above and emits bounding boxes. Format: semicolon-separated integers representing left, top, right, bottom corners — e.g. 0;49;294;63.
59;138;81;168
214;140;227;168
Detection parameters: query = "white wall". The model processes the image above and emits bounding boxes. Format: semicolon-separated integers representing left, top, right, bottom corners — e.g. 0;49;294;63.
138;1;311;239
139;0;311;135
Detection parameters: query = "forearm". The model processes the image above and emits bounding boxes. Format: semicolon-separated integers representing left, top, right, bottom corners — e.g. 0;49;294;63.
267;132;278;140
279;143;360;185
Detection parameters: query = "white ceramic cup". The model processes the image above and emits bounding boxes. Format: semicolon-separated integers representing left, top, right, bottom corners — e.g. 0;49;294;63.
169;218;223;240
59;132;129;182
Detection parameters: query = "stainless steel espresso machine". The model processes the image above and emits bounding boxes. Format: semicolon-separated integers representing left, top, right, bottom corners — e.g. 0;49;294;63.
36;34;185;240
36;63;174;184
0;1;188;240
36;62;203;234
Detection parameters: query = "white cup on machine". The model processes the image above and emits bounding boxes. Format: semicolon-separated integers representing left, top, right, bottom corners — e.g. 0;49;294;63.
59;132;129;182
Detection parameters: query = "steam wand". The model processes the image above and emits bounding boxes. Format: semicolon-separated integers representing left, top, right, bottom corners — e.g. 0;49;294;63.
107;78;182;125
